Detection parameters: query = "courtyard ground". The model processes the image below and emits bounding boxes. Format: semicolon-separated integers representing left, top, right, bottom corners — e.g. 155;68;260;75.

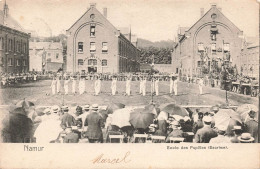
0;80;257;108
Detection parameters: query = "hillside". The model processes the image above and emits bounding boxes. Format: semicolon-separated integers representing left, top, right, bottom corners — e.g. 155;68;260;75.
137;38;175;64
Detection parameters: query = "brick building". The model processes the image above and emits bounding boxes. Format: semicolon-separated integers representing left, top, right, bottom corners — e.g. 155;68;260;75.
29;41;63;72
172;4;244;77
0;2;30;73
66;3;140;73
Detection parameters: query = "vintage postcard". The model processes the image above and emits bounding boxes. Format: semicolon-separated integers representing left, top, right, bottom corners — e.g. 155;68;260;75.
0;0;259;168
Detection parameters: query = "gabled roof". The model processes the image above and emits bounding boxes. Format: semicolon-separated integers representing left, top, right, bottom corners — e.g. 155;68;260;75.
186;5;242;34
67;5;119;34
0;10;25;32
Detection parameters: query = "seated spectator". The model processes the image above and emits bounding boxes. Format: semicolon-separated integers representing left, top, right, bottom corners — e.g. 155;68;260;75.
210;126;231;143
63;127;79;143
106;125;122;143
230;126;243;143
180;117;193;132
166;121;184;143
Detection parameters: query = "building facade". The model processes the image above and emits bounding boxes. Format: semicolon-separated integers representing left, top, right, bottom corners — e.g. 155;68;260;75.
0;2;30;74
29;41;63;72
241;40;259;78
172;4;244;77
66;3;140;73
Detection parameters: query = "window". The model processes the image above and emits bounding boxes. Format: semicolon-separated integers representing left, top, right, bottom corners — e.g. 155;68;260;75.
88;59;97;65
10;39;13;51
0;37;3;50
211;43;216;54
198;43;204;51
48;53;51;56
16;59;20;66
102;42;108;52
90;26;95;36
197;61;202;67
23;60;26;66
56;53;59;59
90;42;96;52
223;43;230;52
78;42;83;52
47;58;51;62
8;58;13;66
78;59;83;65
16;41;19;52
102;59;107;66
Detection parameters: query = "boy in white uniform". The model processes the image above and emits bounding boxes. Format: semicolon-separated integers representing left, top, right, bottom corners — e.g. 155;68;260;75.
111;76;117;95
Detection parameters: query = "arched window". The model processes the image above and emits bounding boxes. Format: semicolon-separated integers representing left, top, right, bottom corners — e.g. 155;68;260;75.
88;59;97;65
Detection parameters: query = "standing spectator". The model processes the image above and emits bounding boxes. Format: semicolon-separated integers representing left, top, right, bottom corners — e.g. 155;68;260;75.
230;126;243;143
77;105;90;129
194;116;217;143
210;126;231;143
192;112;204;134
84;104;104;143
244;111;258;143
60;106;76;129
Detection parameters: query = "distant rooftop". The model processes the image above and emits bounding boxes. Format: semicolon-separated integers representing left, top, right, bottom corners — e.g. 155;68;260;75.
29;41;62;50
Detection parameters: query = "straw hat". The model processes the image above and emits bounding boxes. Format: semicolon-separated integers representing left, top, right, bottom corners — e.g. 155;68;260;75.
238;133;255;143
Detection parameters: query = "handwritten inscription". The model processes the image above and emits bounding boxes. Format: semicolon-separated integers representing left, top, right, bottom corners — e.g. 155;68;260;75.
92;151;131;164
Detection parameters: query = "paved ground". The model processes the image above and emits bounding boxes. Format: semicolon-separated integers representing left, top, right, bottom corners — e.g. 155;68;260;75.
0;80;257;107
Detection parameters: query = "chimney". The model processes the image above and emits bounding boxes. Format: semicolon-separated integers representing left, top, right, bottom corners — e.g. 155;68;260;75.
90;3;96;8
211;3;217;8
103;8;107;18
200;8;204;17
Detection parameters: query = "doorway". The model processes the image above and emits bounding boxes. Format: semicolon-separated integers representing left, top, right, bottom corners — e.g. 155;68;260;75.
88;67;97;73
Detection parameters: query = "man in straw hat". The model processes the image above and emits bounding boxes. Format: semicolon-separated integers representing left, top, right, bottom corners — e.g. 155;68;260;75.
60;106;76;129
210;125;231;143
194;116;217;143
84;104;104;143
238;133;255;143
77;105;90;129
244;110;258;143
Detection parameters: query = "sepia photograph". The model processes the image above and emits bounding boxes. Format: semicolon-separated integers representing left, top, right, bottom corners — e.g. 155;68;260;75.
0;0;259;168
